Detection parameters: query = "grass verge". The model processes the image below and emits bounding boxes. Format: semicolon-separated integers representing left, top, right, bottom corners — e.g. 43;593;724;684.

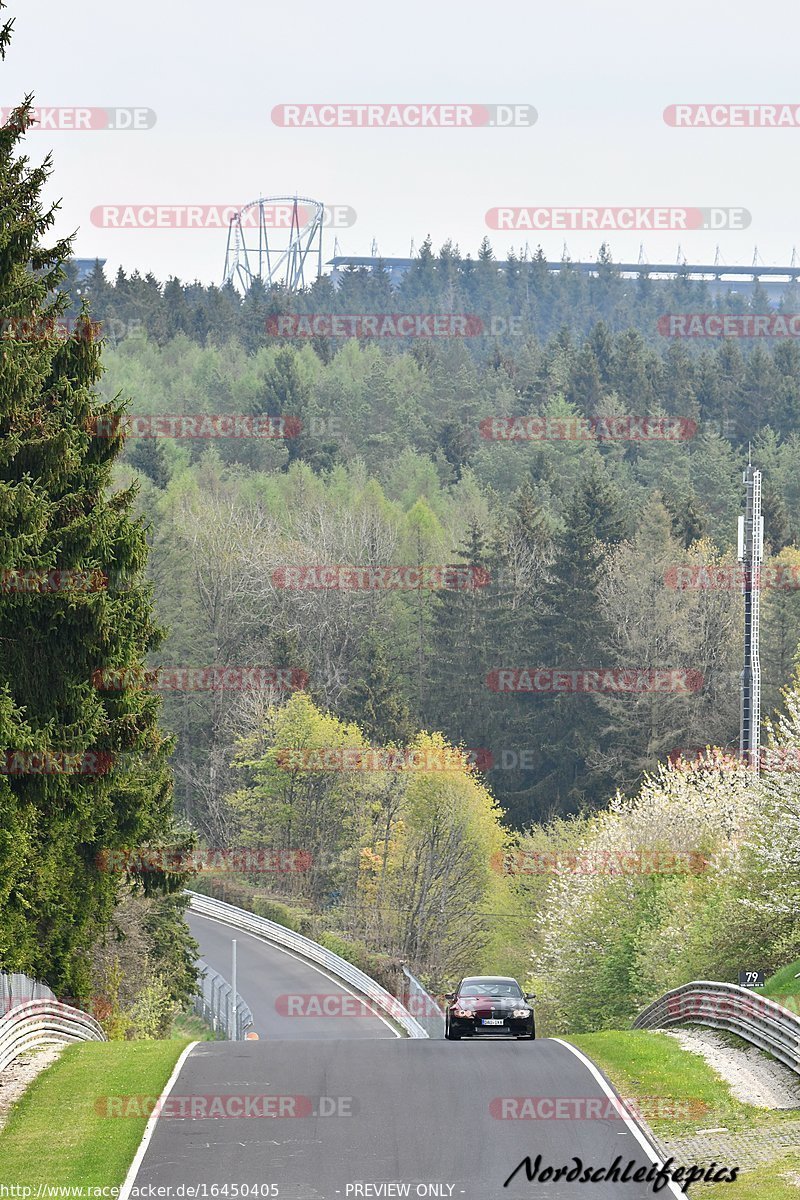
170;1011;219;1040
694;1154;800;1199
569;1030;775;1139
0;1040;189;1186
570;1030;800;1197
764;959;800;1004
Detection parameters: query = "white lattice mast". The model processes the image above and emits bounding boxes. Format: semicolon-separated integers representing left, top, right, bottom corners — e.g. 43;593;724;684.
738;458;763;772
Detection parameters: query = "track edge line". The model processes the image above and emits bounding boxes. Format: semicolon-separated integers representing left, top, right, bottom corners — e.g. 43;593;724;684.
550;1037;685;1198
118;1039;198;1200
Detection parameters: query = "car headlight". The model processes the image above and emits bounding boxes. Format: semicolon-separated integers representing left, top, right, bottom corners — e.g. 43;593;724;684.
512;1007;531;1018
454;1006;475;1017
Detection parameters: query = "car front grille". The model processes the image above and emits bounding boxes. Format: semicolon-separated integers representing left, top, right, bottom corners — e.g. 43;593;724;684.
474;1008;508;1022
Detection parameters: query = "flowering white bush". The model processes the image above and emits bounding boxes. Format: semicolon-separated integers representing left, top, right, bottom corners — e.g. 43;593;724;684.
738;673;800;928
527;754;758;1034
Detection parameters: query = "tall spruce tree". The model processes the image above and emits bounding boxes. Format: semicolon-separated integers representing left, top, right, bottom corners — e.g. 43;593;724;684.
522;483;615;818
339;630;415;746
0;16;189;995
426;523;496;749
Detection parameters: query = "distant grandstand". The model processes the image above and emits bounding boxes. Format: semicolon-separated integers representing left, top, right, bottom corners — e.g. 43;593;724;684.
328;255;800;301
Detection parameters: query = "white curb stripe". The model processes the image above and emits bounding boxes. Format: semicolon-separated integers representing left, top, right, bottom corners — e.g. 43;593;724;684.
119;1040;198;1200
552;1039;685;1198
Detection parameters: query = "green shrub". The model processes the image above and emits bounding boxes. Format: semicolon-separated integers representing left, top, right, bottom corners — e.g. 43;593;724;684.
318;931;401;995
191;875;317;933
253;897;316;935
126;976;177;1039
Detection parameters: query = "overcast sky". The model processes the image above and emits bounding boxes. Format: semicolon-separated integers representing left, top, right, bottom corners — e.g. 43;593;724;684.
5;0;800;285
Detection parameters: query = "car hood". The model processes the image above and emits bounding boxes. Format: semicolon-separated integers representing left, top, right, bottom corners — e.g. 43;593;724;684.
455;995;527;1010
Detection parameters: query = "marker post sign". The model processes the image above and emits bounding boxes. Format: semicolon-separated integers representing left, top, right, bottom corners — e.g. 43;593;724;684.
738;970;765;989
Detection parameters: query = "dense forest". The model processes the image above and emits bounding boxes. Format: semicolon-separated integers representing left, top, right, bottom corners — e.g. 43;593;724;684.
64;252;800;1022
6;0;800;1058
63;254;800;835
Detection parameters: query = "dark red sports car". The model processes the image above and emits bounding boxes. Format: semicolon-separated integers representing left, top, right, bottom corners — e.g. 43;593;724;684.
444;975;535;1040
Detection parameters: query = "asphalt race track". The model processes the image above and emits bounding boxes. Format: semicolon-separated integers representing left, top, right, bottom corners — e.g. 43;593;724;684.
127;913;684;1199
187;911;398;1040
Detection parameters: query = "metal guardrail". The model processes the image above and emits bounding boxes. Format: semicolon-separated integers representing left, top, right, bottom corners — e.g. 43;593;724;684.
0;998;106;1072
401;965;445;1039
186;891;429;1038
633;981;800;1075
194;959;254;1040
0;972;56;1015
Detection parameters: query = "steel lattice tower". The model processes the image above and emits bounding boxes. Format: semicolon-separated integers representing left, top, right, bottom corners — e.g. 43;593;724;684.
738;461;763;772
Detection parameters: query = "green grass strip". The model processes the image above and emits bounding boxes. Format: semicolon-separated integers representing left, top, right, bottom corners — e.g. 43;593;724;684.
170;1011;219;1041
569;1030;796;1139
0;1040;190;1187
571;1031;800;1196
764;960;800;1003
691;1153;800;1198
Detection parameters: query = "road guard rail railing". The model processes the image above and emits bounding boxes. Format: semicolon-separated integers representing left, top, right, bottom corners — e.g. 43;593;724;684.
195;958;254;1040
0;998;106;1072
401;964;445;1039
633;981;800;1075
186;890;429;1038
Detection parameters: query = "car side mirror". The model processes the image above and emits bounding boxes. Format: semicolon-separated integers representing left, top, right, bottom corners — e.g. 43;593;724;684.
444;992;456;1001
524;993;536;1001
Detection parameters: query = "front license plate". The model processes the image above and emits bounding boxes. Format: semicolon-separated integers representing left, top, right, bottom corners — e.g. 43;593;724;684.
482;1019;504;1025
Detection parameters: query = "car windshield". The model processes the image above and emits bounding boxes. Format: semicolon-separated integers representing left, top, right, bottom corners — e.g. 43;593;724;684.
459;978;523;998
